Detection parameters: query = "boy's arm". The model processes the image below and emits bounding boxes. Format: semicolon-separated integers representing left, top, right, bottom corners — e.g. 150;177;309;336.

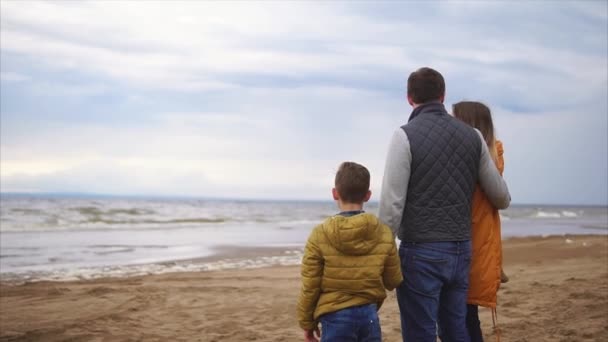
296;227;324;331
383;235;403;291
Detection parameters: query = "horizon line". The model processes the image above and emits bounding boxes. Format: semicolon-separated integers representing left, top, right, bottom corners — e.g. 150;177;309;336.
1;191;606;207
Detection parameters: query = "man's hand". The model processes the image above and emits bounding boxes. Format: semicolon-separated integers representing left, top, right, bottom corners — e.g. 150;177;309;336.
303;327;320;342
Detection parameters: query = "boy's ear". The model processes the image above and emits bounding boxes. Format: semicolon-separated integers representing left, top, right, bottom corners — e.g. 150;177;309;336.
363;190;371;202
332;188;340;201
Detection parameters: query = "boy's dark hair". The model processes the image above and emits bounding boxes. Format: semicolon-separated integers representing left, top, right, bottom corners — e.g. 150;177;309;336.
335;162;370;203
407;67;445;104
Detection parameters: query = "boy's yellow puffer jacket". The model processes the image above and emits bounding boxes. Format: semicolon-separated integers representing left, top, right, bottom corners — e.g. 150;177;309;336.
296;213;403;330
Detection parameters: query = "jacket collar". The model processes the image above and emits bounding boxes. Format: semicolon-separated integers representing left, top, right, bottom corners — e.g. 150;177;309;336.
337;210;365;217
408;101;448;122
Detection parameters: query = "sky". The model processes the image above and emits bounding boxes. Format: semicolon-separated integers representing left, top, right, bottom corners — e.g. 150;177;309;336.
1;1;607;205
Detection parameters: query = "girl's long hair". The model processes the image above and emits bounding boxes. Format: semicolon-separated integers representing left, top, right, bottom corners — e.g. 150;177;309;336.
452;101;498;162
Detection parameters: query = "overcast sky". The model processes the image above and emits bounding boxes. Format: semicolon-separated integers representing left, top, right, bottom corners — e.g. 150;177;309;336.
1;1;607;205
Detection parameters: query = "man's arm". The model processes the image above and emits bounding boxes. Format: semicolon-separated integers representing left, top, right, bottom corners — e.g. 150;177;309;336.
379;128;411;236
476;130;511;209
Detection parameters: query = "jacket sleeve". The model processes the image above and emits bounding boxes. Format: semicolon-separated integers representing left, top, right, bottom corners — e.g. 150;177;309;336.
477;131;511;209
296;227;324;331
496;140;505;175
379;128;412;236
382;234;403;291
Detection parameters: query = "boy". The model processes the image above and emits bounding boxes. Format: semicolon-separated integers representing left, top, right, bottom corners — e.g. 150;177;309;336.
296;162;403;342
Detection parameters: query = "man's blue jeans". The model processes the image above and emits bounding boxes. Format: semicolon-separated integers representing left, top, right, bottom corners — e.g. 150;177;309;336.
320;304;381;342
396;241;472;342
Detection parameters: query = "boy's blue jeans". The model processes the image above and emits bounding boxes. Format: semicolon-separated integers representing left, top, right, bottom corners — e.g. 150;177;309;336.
320;303;381;342
396;241;472;342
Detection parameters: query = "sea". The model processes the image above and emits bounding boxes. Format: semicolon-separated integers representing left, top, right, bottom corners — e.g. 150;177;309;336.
1;194;606;282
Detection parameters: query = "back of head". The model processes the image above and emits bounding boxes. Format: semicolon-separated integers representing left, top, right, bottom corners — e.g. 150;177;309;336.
335;162;370;204
453;101;497;160
452;101;494;145
407;67;445;104
326;162;377;255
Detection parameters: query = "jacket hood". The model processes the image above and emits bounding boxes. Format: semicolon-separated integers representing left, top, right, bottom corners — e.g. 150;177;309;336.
321;213;381;255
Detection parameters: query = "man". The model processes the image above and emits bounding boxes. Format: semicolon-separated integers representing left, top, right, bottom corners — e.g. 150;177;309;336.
378;67;511;342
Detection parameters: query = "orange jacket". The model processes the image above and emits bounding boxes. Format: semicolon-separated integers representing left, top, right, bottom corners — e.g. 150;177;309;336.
467;140;504;308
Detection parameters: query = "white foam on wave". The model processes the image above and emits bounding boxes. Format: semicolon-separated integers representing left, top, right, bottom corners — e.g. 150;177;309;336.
532;210;579;219
277;220;320;227
561;211;578;218
534;211;562;218
1;249;306;283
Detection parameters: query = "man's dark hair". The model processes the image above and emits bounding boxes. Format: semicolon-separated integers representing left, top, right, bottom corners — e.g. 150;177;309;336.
407;67;445;104
335;162;370;203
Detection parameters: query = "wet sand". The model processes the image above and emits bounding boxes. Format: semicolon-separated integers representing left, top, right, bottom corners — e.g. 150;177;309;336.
1;234;607;341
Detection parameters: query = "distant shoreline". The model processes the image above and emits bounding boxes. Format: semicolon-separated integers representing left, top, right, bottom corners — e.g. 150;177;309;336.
2;192;607;207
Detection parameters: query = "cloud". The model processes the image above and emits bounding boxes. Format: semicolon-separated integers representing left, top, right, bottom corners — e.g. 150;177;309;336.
0;84;404;198
1;1;412;92
3;1;603;97
0;71;30;82
1;0;607;204
0;155;337;200
492;104;608;205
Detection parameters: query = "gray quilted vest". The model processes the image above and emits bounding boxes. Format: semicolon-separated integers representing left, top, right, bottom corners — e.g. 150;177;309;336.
399;102;481;242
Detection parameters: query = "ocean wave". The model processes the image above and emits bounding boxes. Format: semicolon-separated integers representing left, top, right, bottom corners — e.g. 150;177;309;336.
93;248;136;256
581;224;608;230
0;250;305;283
81;217;228;225
69;206;156;216
2;247;42;251
87;244;169;249
0;254;28;259
10;208;45;215
561;211;579;218
534;211;563;219
533;210;580;219
0;217;319;232
47;257;82;264
0;218;230;232
1;198;339;232
277;220;320;226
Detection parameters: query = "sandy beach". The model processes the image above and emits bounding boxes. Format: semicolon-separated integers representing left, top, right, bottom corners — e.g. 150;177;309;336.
1;234;607;342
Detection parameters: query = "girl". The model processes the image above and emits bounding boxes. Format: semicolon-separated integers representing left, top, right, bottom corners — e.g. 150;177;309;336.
453;101;507;342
